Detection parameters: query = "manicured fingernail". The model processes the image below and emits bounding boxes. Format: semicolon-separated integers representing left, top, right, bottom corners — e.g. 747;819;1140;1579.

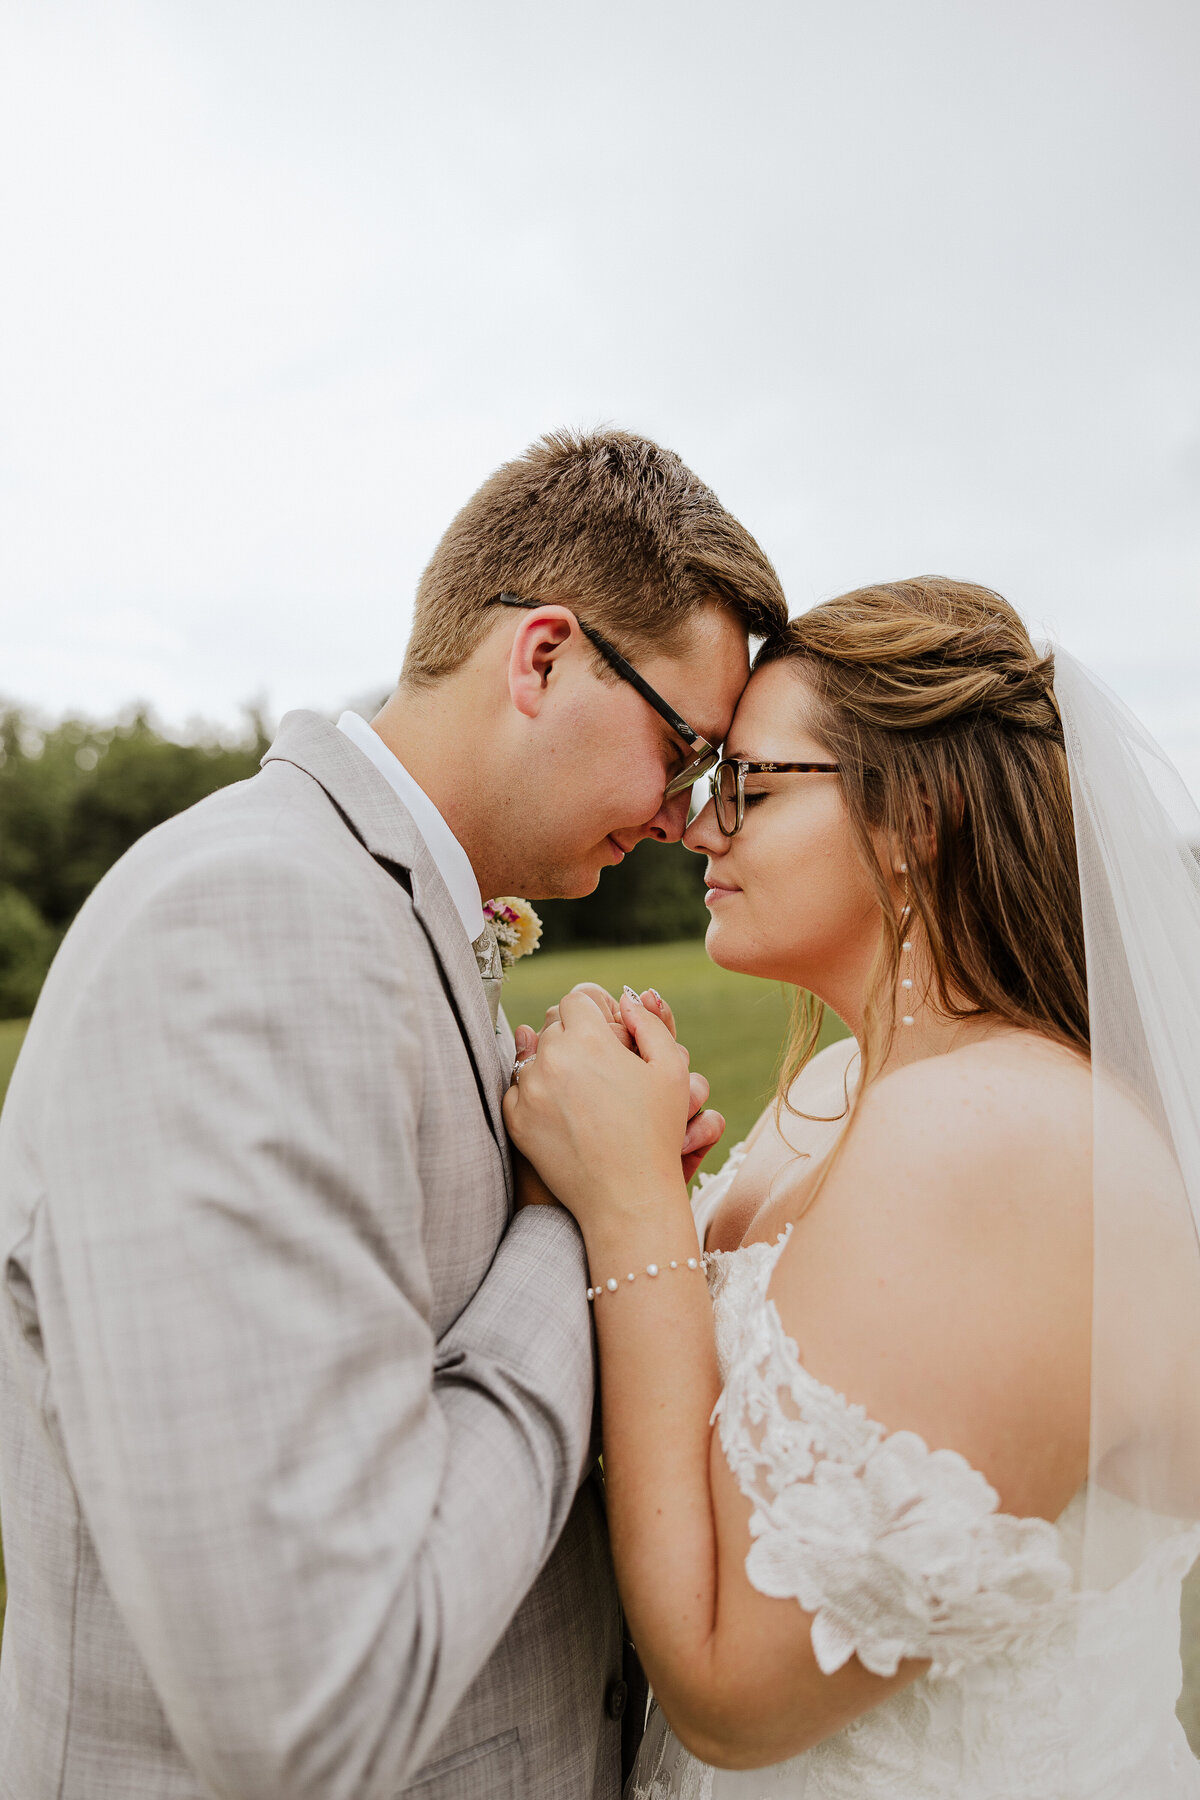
648;989;665;1007
623;985;641;1004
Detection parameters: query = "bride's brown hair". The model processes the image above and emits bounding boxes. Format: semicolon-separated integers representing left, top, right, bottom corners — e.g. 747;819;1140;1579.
757;576;1090;1109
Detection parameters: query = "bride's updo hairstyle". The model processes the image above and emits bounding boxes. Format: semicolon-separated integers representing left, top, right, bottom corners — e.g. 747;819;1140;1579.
757;576;1090;1102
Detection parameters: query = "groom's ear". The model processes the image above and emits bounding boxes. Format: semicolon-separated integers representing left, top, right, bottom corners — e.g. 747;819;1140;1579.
506;606;579;719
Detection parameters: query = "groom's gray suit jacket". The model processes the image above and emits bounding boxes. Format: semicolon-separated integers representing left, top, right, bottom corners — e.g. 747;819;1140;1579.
0;711;623;1800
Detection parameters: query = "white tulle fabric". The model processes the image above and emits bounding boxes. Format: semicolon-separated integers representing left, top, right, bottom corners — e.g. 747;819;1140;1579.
627;1150;1200;1800
1053;650;1200;1597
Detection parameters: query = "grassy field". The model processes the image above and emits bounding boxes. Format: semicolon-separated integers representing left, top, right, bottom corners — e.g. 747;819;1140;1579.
0;953;1196;1749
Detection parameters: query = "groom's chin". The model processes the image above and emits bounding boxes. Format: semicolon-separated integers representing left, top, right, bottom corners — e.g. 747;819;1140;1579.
525;858;607;902
553;868;605;900
520;833;632;900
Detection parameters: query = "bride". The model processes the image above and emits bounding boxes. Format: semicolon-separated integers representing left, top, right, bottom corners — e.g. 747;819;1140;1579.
505;576;1200;1797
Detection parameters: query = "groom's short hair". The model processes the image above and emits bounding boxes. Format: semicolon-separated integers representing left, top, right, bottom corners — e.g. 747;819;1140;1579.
401;428;788;686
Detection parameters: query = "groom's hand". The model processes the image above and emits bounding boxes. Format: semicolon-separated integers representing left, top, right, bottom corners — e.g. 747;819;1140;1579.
632;988;726;1180
513;984;725;1194
678;1066;724;1182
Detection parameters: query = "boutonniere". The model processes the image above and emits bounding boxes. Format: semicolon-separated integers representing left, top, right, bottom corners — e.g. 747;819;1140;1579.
483;897;543;972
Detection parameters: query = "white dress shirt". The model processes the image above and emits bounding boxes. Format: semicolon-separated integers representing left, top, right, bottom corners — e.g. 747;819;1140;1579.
336;711;485;945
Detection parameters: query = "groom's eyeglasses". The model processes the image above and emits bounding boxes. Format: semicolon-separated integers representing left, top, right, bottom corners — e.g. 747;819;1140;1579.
490;594;720;799
711;756;841;837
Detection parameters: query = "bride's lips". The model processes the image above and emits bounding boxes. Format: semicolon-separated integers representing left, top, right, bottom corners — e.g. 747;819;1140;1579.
704;880;741;906
606;836;627;864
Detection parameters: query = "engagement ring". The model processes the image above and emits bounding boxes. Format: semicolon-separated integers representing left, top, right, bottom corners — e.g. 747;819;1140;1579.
511;1056;536;1084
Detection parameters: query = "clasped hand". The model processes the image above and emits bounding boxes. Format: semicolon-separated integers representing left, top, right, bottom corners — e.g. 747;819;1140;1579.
504;985;724;1227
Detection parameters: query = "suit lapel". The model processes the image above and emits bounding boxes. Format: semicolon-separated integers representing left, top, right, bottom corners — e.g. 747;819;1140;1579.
263;712;513;1197
403;857;513;1175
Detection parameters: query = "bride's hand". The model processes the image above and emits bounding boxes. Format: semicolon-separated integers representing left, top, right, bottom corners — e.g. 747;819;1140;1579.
510;990;725;1203
534;982;636;1051
503;989;693;1232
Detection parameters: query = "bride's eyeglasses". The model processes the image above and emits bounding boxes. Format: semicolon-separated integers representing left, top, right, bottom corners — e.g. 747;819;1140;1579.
710;756;841;837
490;594;720;799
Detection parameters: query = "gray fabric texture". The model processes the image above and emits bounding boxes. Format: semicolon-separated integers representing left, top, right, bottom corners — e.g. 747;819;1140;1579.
471;921;505;1030
0;709;622;1800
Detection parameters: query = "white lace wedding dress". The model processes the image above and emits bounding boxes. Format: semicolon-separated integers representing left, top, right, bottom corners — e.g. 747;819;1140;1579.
627;1140;1200;1800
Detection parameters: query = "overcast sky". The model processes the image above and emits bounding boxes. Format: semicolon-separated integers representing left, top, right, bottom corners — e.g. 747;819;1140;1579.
2;0;1198;790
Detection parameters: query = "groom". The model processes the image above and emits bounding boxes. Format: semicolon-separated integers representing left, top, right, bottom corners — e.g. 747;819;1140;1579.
0;429;786;1799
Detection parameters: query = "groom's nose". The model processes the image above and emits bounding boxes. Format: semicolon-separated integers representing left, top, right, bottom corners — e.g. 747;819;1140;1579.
642;787;693;844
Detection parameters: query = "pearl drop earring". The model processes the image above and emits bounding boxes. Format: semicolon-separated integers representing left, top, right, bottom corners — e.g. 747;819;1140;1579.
899;863;914;1026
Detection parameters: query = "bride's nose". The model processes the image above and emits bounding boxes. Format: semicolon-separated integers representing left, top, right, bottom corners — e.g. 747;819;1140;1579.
683;793;729;857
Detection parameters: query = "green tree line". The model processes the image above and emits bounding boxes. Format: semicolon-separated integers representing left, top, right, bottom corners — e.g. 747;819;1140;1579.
0;703;708;1018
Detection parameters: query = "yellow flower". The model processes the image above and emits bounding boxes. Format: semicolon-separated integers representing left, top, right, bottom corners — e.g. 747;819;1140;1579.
483;896;543;969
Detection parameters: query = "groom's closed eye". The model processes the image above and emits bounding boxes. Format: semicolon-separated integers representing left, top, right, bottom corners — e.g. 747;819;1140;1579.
664;734;692;775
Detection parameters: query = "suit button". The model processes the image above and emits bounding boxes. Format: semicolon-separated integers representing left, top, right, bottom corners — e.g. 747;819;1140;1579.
605;1678;629;1721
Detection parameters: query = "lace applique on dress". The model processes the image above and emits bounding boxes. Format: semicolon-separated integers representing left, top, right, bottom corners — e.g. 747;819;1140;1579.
709;1229;1075;1681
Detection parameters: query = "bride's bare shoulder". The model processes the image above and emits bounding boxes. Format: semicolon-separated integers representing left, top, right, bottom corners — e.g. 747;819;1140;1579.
843;1030;1093;1228
769;1032;1096;1521
873;1028;1089;1119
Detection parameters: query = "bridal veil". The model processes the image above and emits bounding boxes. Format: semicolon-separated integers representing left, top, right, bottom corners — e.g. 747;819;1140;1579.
1054;649;1200;1589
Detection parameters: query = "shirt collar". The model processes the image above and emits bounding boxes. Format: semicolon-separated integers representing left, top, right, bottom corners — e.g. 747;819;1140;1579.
335;711;485;944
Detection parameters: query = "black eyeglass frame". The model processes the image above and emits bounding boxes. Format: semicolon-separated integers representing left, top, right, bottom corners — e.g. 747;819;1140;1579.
491;594;719;799
711;755;841;838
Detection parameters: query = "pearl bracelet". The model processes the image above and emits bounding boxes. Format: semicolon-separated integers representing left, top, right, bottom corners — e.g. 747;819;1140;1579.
587;1257;702;1302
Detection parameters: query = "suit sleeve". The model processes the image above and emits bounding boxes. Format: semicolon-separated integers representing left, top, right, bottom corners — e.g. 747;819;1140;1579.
32;843;598;1800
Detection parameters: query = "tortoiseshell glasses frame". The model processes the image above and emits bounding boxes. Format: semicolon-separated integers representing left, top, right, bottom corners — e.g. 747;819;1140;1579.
710;756;841;837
